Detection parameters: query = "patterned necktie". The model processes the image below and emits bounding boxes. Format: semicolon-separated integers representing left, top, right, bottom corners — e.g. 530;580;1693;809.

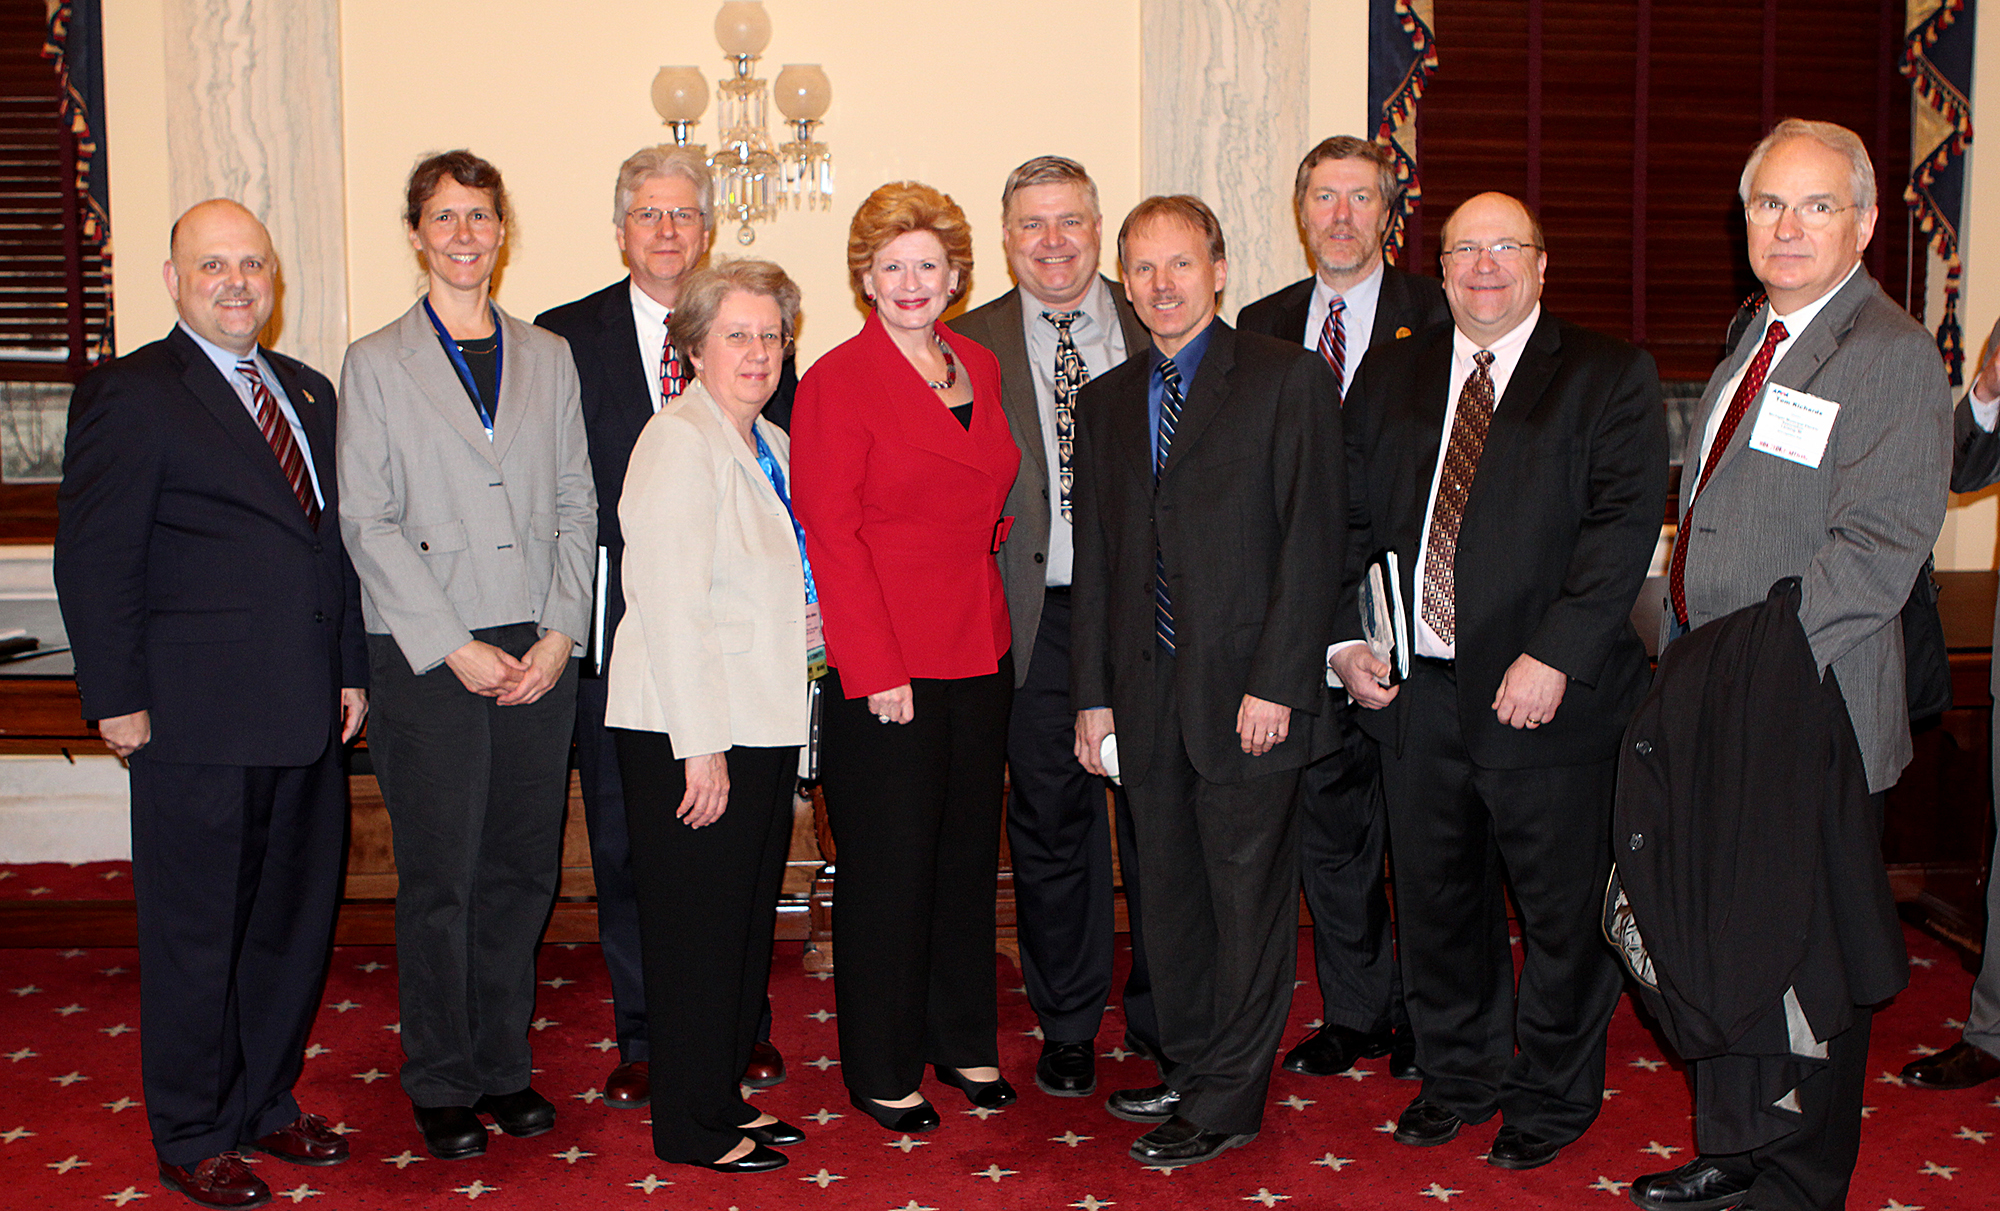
1318;295;1348;404
1668;318;1790;625
1044;310;1088;521
1154;358;1184;651
236;359;319;528
1419;350;1496;646
660;312;686;404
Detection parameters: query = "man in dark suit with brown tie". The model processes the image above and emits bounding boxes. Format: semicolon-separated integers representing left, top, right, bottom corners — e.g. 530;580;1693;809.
1330;192;1666;1171
56;199;368;1208
1237;136;1448;1082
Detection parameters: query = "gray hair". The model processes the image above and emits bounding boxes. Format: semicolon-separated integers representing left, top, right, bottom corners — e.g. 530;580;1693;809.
1738;118;1877;211
1000;155;1101;219
613;145;713;228
1292;136;1399;217
666;258;802;356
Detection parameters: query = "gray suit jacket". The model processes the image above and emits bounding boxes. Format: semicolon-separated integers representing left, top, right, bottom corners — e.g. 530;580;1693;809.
1668;269;1951;791
338;300;597;674
953;277;1151;686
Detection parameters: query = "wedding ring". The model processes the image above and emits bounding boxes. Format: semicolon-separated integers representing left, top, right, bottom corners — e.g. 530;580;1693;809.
877;714;892;724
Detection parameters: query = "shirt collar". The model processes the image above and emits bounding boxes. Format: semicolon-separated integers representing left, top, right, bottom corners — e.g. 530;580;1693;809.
1768;261;1862;331
1145;316;1218;384
1451;303;1542;363
1312;259;1385;314
629;277;673;325
177;320;265;381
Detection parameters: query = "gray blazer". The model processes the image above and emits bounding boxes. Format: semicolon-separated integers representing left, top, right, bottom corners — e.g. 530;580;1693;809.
953;277;1151;686
338;300;597;674
1668;269;1951;791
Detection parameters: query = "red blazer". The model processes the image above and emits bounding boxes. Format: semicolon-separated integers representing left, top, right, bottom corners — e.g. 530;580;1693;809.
791;310;1020;698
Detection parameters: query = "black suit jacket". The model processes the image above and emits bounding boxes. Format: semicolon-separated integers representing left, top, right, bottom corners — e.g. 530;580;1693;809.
1235;265;1450;360
534;279;797;669
55;326;366;766
1338;312;1667;769
1071;320;1343;786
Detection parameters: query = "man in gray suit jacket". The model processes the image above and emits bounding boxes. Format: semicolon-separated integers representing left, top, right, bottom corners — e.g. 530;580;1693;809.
953;157;1160;1101
1631;119;1952;1211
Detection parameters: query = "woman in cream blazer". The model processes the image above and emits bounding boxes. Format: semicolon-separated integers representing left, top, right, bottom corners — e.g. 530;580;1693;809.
604;260;811;1174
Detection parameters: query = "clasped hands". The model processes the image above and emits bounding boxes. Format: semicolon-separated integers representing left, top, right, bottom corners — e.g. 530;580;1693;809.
444;630;574;705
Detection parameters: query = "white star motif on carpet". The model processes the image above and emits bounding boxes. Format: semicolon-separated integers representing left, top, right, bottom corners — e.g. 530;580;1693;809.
382;1023;400;1034
327;1122;354;1136
97;1024;131;1037
1920;1161;1957;1179
807;1009;834;1022
804;1108;841;1124
1068;1197;1115;1209
1910;956;1935;968
1051;1131;1093;1147
1311;1154;1353;1170
10;984;39;996
1629;1057;1664;1071
624;1174;672;1193
100;1185;149;1205
1945;1017;1966;1030
328;1000;359;1014
351;1069;389;1084
273;1185;321;1203
28;886;50;895
804;1055;839;1070
2;1125;36;1142
889;1202;937;1211
1374;1119;1397;1134
303;1045;329;1059
1104;1046;1133;1061
540;976;573;988
99;870;125;881
50;1071;88;1086
1281;1096;1315;1110
1909;1043;1941;1056
354;961;386;973
59;948;84;957
1023;1026;1044;1038
883;1133;929;1153
529;1018;558;1031
46;1155;89;1172
971;1164;1016;1182
8;1047;37;1062
807;970;832;980
1957;1126;1992;1144
1879;1200;1925;1210
1419;1182;1464;1202
101;1098;138;1113
551;1146;594;1163
1604;1088;1622;1099
452;1180;497;1199
1878;1071;1909;1087
573;1088;604;1104
963;1105;1004;1119
1243;1190;1289;1205
587;1037;617;1053
1591;1176;1633;1194
1641;1141;1681;1158
797;1168;843;1187
381;1151;424;1169
99;968;127;977
1862;1106;1878;1117
1338;1068;1372;1082
55;1003;86;1016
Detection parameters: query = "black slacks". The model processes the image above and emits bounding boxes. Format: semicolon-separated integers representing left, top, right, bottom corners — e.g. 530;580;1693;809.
614;729;796;1163
820;660;1012;1099
129;743;347;1165
367;623;578;1106
1691;1009;1872;1211
572;675;649;1061
1124;648;1303;1136
1377;658;1622;1144
1005;588;1158;1050
1297;700;1406;1036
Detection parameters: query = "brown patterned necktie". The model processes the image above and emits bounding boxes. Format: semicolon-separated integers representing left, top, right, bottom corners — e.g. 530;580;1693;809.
1419;350;1496;646
1044;310;1087;521
1668;319;1789;625
660;312;686;403
235;359;319;528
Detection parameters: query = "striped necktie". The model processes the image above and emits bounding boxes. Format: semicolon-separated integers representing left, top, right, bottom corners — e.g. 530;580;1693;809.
236;359;319;527
1154;357;1184;651
1318;295;1347;403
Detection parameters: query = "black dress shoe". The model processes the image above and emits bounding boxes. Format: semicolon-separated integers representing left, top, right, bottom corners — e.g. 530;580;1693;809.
1127;1114;1255;1167
1629;1157;1753;1211
739;1118;805;1147
932;1064;1017;1108
472;1087;555;1138
1392;1097;1462;1146
847;1091;940;1133
742;1040;786;1088
603;1060;650;1108
1902;1040;2000;1090
1105;1083;1181;1123
1487;1124;1562;1170
1036;1040;1097;1096
1282;1024;1384;1076
683;1142;789;1173
1388;1023;1419;1080
412;1105;487;1160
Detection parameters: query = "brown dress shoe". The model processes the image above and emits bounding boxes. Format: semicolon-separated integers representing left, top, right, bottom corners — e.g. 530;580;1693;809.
604;1060;651;1108
158;1152;271;1209
742;1040;785;1088
249;1113;349;1166
1902;1040;2000;1090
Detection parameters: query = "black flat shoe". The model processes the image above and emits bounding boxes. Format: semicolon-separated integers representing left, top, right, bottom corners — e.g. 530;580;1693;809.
683;1142;788;1173
472;1087;555;1138
932;1064;1017;1109
740;1118;805;1147
412;1104;486;1160
847;1091;940;1133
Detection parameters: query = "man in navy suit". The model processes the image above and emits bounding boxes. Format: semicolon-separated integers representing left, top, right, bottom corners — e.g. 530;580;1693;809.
535;146;795;1108
56;199;367;1209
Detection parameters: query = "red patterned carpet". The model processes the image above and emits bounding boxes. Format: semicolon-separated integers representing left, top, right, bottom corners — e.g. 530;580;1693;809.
0;880;1994;1209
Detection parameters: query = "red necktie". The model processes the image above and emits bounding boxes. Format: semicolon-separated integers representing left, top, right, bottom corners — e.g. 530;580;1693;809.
1317;295;1347;404
236;359;319;528
660;313;686;403
1668;319;1789;625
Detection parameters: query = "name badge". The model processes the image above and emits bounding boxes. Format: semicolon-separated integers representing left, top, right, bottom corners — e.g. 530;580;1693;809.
1748;384;1840;469
805;599;828;681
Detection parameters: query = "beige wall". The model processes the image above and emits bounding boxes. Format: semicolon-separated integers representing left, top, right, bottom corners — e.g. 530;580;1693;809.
1937;21;2000;571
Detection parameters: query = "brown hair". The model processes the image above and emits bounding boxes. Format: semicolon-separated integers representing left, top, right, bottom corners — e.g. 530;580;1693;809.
1292;136;1399;216
667;258;803;355
845;181;973;304
1116;195;1227;267
1000;155;1100;219
404;150;511;233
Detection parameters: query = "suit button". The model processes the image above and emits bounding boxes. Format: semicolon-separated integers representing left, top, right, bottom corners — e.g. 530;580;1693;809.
1634;739;1653;756
1034;553;1045;564
1141;650;1152;662
311;542;323;554
419;541;430;551
313;611;326;623
1628;832;1645;851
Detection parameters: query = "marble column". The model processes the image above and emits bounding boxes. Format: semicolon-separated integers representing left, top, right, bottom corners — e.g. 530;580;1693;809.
162;0;348;375
1140;0;1310;320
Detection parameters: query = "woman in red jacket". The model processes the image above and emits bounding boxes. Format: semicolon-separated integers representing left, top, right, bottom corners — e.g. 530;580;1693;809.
791;182;1022;1132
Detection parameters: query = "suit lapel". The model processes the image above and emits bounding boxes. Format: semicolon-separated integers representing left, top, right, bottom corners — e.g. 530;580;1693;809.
1159;322;1234;484
984;289;1048;486
265;355;334;526
1111;280;1152;358
599;283;657;449
1274;279;1313;345
398;303;501;467
488;306;529;464
168;330;314;533
1400;331;1453;545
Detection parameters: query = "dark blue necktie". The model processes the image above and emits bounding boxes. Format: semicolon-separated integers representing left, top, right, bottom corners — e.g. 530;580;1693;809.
1155;358;1183;651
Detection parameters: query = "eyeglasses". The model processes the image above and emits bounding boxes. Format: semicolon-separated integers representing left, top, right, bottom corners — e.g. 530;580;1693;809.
1441;240;1541;265
1744;198;1857;230
717;330;791;352
626;206;706;229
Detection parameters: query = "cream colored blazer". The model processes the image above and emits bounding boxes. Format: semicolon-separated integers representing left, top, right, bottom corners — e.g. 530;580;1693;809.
605;380;810;755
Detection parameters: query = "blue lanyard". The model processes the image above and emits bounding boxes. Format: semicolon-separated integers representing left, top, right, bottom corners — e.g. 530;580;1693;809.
422;298;502;440
752;427;817;604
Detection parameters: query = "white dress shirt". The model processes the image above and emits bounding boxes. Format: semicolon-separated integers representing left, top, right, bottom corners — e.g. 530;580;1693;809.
1305;260;1385;398
178;320;325;507
1019;276;1129;587
1692;262;1859;479
629;279;672;415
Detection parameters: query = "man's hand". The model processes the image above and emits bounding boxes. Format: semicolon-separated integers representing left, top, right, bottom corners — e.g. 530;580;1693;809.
1975;312;2000;402
1492;653;1568;729
497;631;574;707
678;751;730;828
1329;645;1399;709
1237;695;1292;756
866;684;914;725
444;640;528;697
339;688;369;742
1075;707;1115;775
97;710;150;758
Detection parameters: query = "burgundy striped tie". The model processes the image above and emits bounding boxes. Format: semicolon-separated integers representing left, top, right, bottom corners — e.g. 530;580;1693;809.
1318;295;1347;403
236;359;319;527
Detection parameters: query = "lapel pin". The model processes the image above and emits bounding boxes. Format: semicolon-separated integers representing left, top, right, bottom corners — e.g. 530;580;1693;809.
1395;326;1412;339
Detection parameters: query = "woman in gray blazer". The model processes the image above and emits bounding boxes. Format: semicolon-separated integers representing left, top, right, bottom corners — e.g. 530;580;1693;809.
605;260;812;1173
337;150;596;1163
